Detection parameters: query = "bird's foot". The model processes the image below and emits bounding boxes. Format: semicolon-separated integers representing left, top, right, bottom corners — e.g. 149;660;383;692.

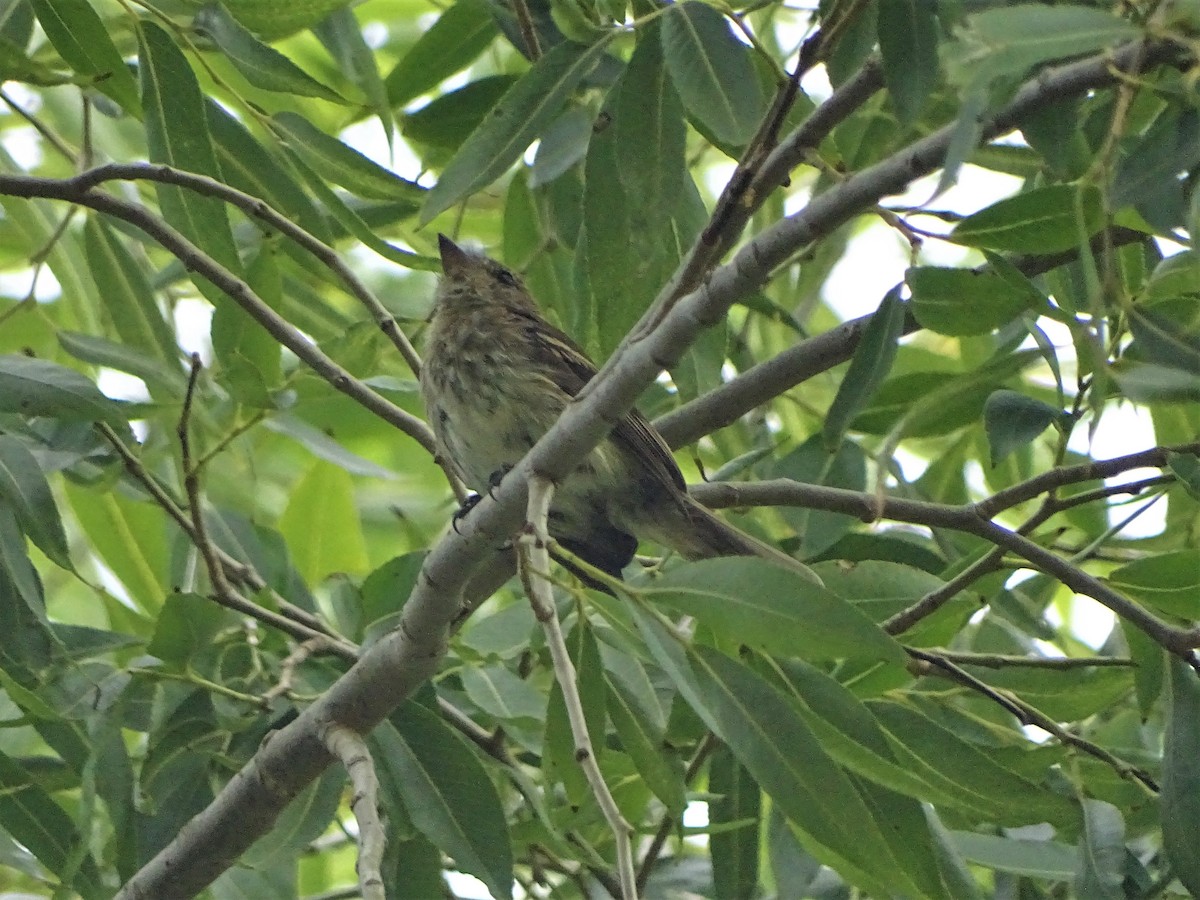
452;493;482;534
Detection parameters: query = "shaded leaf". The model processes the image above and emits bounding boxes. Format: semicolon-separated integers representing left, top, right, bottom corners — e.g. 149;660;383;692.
385;0;497;108
952;184;1104;254
983;389;1061;465
661;1;764;146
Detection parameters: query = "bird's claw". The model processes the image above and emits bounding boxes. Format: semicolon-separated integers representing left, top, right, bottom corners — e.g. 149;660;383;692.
487;464;512;498
452;492;482;534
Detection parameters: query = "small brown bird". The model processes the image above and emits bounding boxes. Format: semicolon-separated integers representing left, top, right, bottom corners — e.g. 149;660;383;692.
421;234;807;582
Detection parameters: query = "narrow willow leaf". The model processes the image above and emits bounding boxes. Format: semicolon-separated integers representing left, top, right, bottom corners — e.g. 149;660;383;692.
661;1;764;146
278;460;369;583
375;703;514;900
385;0;497;108
870;700;1078;826
57;331;186;397
262;415;397;479
421;37;614;224
145;593;226;671
710;745;760;900
83;216;178;368
1107;551;1200;618
646;557;907;666
605;675;685;813
65;482;167;614
982;389;1061;466
274;111;424;204
1163;658;1200;896
138;22;242;278
1075;799;1124;900
195;3;344;102
687;647;922;897
206;101;333;245
0;504;43;617
530;105;592;187
907;266;1034;336
29;0;138;113
0;749;105;898
0;434;70;569
315;8;393;144
278;145;434;269
404;75;518;151
951;831;1076;879
615;21;685;223
823;287;905;450
946;6;1139;90
462;665;546;723
952;184;1104;254
0;354;123;423
877;0;938;126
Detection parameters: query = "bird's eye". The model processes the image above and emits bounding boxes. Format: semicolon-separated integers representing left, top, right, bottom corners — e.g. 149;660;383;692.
494;268;518;287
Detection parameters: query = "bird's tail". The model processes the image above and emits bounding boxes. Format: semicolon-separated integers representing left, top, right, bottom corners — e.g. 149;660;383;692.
642;494;820;582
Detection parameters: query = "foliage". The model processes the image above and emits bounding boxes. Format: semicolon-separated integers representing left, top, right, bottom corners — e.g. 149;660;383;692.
0;0;1197;897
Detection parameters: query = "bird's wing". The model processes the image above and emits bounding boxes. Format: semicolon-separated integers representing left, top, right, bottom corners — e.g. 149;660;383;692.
517;308;687;493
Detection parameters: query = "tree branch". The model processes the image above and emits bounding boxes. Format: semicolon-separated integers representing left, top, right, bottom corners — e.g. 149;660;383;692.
112;36;1188;898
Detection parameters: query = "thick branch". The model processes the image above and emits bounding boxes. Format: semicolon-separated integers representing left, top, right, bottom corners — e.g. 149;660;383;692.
692;478;1196;655
114;37;1187;897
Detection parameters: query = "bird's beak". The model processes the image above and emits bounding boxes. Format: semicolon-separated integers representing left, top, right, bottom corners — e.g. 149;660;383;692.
437;234;472;278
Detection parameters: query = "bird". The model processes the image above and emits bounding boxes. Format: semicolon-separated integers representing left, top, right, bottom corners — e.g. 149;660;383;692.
420;233;811;584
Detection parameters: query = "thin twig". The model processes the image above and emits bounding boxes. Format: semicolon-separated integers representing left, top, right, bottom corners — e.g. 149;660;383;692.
910;649;1158;794
924;650;1135;669
509;0;541;60
96;423;358;656
68;162;424;378
320;724;386;900
634;732;716;893
521;475;636;899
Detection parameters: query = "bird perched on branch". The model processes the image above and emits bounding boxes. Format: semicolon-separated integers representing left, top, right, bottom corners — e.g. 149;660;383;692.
420;234;809;583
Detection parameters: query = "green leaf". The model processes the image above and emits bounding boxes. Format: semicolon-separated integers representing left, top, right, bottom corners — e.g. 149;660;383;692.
685;646;924;897
709;744;760;900
0;749;105;898
952;184;1104;254
0;354;123;423
0;434;70;569
278;459;369;584
29;0;138;113
421;37;615;225
385;0;497;108
646;557;907;666
907;266;1035;336
374;702;514;900
946;6;1139;89
146;593;226;671
877;0;938;126
530;105;593;187
1129;307;1200;377
0;503;44;619
1106;551;1200;617
83;216;179;369
951;831;1076;879
314;8;393;147
869;700;1077;826
1163;657;1200;896
274;111;424;204
461;665;546;724
194;3;343;102
403;75;518;151
982;389;1061;466
823;287;905;450
661;1;764;146
206;101;333;245
1168;451;1200;501
1075;799;1124;900
604;673;685;813
57;331;186;397
1113;109;1200;232
138;21;242;281
615;22;686;224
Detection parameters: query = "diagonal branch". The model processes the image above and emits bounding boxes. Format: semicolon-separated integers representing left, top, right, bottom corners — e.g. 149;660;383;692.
111;36;1188;899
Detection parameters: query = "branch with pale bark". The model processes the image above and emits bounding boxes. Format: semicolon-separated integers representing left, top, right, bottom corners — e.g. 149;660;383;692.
3;33;1167;899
